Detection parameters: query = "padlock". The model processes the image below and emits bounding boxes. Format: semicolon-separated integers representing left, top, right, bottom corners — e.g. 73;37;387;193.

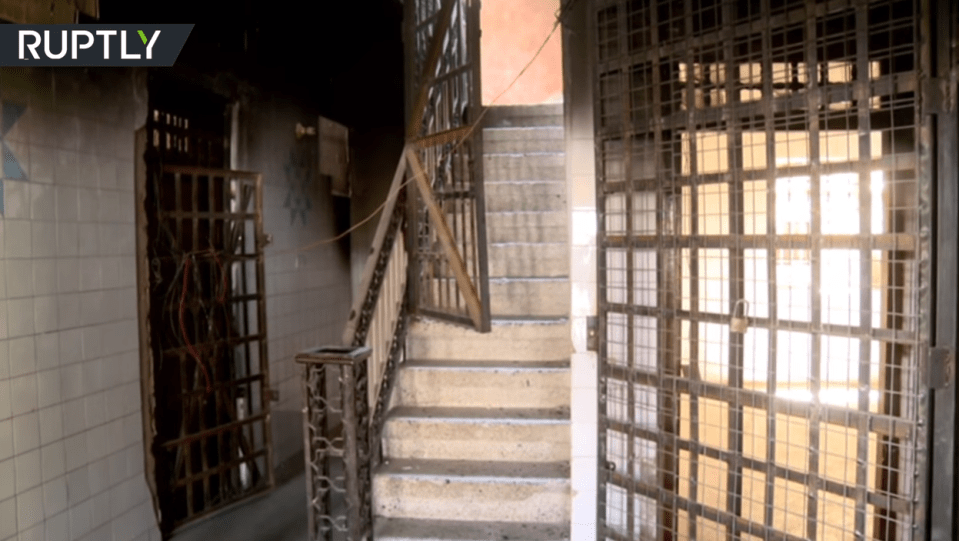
731;299;749;333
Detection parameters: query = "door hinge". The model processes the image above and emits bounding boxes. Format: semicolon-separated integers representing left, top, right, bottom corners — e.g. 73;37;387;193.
265;388;280;402
922;76;957;115
587;316;599;352
927;347;955;389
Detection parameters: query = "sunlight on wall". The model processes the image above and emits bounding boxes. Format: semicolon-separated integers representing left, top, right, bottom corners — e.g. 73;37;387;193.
480;0;563;105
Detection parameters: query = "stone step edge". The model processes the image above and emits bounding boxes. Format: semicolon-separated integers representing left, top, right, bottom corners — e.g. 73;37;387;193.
412;315;570;326
490;241;568;246
402;359;570;370
490;276;569;283
484;151;565;157
487;209;568;215
374;517;571;541
376;458;570;482
386;406;570;424
483;125;564;131
484;179;566;185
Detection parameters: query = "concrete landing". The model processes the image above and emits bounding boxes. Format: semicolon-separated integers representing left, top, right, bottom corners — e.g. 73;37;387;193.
170;472;307;541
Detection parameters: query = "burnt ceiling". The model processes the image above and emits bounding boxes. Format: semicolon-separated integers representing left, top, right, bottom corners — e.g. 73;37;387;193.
95;0;405;129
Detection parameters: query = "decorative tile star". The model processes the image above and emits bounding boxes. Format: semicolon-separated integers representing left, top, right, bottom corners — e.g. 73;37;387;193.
2;101;27;179
0;99;28;215
283;146;316;227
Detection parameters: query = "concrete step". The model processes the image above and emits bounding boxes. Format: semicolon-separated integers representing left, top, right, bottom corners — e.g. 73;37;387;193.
489;242;569;278
483;127;565;153
482;105;564;128
382;407;570;462
375;518;570;541
485;181;566;212
373;459;570;523
487;210;568;244
408;318;572;362
490;277;570;318
393;360;571;409
483;153;565;182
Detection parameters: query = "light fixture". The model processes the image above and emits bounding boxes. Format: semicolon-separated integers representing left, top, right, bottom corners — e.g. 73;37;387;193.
295;122;317;139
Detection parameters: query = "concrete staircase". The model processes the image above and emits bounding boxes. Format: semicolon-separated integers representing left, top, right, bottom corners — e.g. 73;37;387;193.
373;105;572;540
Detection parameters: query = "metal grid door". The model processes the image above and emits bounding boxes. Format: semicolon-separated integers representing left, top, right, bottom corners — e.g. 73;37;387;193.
592;0;944;539
139;83;274;536
404;0;492;331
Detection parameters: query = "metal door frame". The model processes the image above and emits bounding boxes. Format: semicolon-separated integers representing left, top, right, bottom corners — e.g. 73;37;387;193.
927;0;959;539
590;0;957;539
136;78;275;537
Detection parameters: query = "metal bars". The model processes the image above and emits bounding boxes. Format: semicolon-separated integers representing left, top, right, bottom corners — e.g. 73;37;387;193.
593;0;934;539
297;347;373;541
404;0;491;331
140;107;274;533
927;0;959;539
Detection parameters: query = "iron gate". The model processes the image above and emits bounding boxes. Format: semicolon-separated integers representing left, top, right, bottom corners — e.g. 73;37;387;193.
404;0;491;331
138;80;274;537
592;0;950;539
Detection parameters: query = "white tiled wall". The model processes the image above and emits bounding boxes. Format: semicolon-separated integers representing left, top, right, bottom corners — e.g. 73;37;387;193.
0;68;352;541
0;67;161;541
235;97;353;472
569;175;599;541
564;6;599;538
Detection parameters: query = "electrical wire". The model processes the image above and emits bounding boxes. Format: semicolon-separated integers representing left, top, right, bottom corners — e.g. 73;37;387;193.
266;1;569;256
151;3;573;395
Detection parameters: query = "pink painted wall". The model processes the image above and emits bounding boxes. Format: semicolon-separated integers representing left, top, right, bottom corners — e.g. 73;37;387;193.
481;0;563;105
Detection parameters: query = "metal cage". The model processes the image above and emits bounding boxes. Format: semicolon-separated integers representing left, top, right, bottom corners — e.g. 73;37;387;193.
591;0;948;539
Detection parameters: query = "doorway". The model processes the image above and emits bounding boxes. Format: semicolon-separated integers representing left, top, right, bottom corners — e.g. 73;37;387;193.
136;76;274;537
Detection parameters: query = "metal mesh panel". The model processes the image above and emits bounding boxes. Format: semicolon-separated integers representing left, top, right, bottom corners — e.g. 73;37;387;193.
141;89;276;535
594;0;931;539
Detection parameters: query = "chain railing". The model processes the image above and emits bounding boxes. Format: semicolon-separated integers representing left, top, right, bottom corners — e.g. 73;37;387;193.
298;151;410;540
296;346;372;541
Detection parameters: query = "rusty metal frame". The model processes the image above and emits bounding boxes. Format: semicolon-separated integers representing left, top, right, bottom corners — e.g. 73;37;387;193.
403;0;491;332
138;94;274;537
300;3;490;537
319;152;410;540
926;0;958;540
592;0;941;539
297;346;373;541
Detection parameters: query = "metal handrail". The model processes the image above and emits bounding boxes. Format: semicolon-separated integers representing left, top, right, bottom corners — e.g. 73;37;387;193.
300;166;410;541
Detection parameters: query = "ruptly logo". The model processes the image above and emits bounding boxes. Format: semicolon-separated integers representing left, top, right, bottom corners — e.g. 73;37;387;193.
0;24;194;66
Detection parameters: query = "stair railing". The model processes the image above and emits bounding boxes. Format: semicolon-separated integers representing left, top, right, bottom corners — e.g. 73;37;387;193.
298;149;414;541
300;1;488;537
342;149;411;470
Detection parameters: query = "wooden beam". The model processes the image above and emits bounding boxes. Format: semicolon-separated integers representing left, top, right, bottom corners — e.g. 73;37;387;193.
407;0;457;139
404;146;484;329
411;125;474;149
342;147;410;345
161;164;260;179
